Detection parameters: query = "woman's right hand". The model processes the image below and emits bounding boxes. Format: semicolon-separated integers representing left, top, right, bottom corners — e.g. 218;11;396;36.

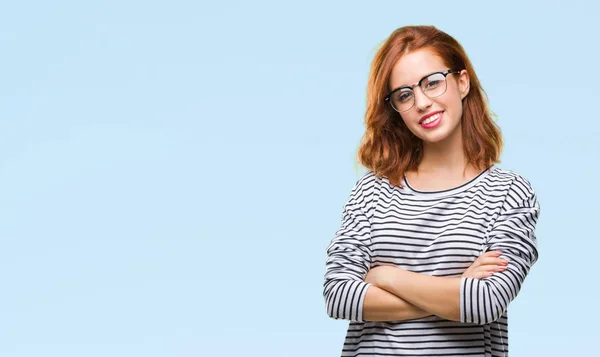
461;250;508;279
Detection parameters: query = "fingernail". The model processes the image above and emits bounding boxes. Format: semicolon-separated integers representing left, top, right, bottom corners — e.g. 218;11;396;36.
501;260;509;265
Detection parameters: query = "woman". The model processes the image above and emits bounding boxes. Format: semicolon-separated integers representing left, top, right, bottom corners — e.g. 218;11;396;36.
323;25;540;357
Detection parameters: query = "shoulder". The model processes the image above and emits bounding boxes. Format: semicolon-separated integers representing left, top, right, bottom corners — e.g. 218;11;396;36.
489;166;539;207
354;170;382;191
347;170;388;212
489;166;536;190
351;170;393;196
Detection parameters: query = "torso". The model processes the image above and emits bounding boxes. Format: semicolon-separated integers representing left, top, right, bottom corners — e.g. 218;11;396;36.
340;165;513;356
371;165;498;275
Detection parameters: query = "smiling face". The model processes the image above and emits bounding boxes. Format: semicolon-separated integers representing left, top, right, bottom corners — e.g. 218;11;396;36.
388;47;470;145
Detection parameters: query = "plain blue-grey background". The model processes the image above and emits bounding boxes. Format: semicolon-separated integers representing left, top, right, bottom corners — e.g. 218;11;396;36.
1;1;597;356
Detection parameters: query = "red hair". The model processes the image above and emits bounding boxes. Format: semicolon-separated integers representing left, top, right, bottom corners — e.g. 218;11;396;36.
358;25;502;187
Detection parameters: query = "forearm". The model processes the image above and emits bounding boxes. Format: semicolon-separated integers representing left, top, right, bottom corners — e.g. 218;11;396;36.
378;268;461;321
363;285;432;322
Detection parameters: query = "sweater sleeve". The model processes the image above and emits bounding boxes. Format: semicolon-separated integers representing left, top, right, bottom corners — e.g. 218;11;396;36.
460;175;540;324
323;173;379;322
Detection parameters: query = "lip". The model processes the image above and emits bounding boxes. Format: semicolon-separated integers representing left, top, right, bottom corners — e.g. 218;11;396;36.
420;111;443;129
419;110;444;124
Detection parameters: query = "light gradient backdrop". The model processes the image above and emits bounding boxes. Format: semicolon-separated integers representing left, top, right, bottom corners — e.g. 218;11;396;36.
1;1;597;356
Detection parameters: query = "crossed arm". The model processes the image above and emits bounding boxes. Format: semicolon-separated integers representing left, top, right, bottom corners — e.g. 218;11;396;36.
363;267;461;321
361;251;506;322
323;177;540;324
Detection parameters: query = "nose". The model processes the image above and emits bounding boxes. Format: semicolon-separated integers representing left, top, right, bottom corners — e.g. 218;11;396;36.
413;86;432;112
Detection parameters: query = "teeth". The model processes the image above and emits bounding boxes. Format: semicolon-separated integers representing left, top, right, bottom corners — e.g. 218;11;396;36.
421;113;441;125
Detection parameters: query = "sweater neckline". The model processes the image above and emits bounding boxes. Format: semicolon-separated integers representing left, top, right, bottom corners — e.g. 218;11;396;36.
402;166;495;198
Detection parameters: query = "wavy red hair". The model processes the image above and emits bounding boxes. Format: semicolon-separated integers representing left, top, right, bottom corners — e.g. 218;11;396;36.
358;25;502;187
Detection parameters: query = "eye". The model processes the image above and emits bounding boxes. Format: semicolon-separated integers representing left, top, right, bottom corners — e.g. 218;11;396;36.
425;80;442;89
423;73;446;91
394;90;413;103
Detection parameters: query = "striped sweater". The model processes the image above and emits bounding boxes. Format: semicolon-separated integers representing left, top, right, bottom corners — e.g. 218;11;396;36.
323;166;540;356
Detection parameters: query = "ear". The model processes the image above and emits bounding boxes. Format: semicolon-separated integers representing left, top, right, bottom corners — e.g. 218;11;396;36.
458;70;470;99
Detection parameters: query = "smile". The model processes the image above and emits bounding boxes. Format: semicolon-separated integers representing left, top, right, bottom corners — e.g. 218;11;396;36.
421;113;441;125
419;112;443;128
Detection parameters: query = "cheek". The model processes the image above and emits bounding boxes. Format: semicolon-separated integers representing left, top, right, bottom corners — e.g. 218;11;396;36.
399;114;418;130
444;93;464;119
452;100;463;119
399;115;425;138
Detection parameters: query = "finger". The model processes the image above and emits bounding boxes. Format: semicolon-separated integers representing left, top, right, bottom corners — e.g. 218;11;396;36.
477;268;507;279
472;251;501;264
478;257;509;267
470;251;503;268
475;265;507;274
481;271;496;278
466;270;496;280
482;250;503;257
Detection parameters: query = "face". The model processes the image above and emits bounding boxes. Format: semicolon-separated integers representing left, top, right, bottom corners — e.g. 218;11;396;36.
388;47;470;145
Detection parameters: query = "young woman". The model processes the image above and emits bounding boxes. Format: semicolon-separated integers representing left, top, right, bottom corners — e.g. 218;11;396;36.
323;25;540;357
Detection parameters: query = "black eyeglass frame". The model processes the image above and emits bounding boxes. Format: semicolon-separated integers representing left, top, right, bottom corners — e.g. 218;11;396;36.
384;69;464;112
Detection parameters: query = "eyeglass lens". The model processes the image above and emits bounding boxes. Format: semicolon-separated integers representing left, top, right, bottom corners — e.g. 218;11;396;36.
389;72;448;112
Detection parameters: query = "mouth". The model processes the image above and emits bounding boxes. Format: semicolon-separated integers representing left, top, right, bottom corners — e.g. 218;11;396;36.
419;111;443;128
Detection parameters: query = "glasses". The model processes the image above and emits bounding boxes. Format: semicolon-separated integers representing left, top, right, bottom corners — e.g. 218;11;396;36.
384;69;463;112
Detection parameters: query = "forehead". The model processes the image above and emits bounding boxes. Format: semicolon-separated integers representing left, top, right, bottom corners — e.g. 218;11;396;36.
389;48;447;89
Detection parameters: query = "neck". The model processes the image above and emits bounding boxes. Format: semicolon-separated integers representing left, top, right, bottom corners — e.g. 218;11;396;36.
417;126;472;176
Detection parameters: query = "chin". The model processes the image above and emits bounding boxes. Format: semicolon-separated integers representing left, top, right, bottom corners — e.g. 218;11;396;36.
413;129;450;143
415;122;461;145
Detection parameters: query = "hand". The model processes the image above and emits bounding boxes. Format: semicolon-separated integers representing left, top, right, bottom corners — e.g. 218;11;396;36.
461;250;508;279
